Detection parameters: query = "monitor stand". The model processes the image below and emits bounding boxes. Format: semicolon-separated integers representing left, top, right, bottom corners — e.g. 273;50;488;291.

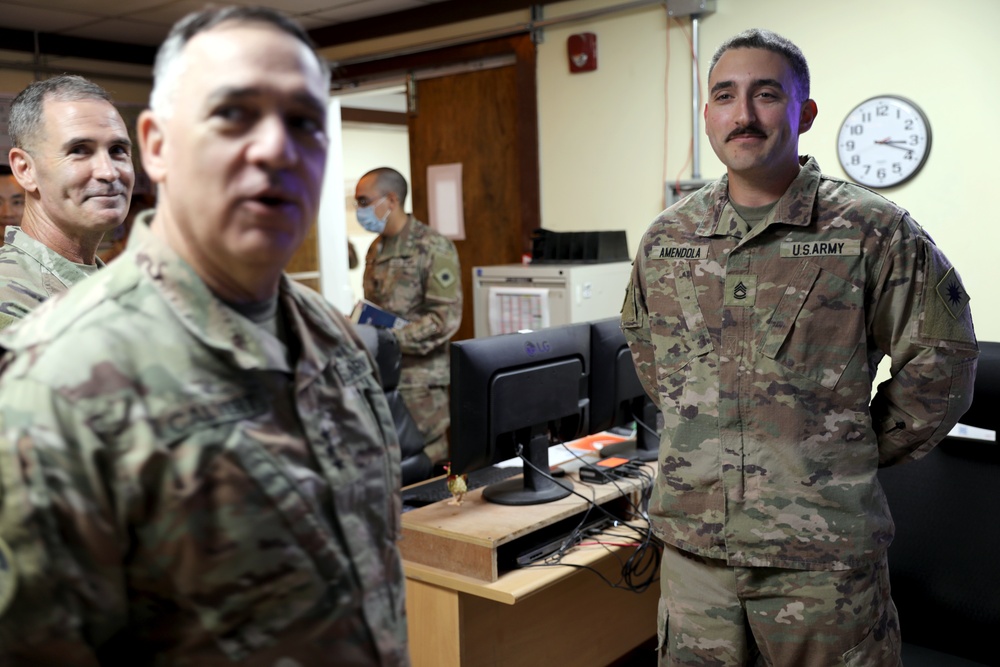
599;401;660;462
483;430;572;506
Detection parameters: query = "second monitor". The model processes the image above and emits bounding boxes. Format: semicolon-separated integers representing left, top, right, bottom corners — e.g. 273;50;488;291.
449;322;591;505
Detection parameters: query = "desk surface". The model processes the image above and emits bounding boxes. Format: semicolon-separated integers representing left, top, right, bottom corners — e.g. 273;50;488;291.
400;465;653;585
404;522;652;605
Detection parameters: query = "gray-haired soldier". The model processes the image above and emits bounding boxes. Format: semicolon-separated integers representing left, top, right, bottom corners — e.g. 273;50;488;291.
0;75;134;329
0;6;408;665
622;29;977;666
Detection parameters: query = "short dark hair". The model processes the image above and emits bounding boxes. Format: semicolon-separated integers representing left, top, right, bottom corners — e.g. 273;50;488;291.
150;5;330;116
708;28;810;101
364;167;408;207
8;75;113;152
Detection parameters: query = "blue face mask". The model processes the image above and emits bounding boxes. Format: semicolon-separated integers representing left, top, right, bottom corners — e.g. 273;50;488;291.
356;196;389;234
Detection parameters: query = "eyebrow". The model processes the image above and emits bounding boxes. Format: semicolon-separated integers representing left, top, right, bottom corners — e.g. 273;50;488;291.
711;78;787;95
60;135;133;151
207;86;327;117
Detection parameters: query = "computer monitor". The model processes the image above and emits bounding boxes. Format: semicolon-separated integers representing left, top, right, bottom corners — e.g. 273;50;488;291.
958;340;1000;432
449;322;591;505
588;317;659;462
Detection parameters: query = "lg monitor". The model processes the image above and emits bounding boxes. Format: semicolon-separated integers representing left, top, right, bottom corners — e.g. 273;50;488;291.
449;322;591;506
588;317;659;461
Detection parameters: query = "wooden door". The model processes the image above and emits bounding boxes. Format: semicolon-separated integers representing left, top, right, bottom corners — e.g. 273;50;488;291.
331;34;540;342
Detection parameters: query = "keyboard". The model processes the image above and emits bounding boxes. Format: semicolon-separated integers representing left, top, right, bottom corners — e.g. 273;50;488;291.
402;465;523;508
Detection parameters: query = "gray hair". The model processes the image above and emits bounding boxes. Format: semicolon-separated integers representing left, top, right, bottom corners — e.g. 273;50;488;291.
149;5;331;117
363;167;408;207
708;28;811;101
8;75;113;152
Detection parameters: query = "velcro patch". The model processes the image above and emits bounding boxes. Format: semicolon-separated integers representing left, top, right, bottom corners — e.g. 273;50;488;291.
780;239;861;257
725;274;757;307
0;536;17;619
935;267;970;320
651;245;709;260
434;267;457;289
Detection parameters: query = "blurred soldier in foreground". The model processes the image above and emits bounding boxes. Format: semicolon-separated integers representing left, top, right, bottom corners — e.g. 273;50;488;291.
0;6;408;665
0;75;133;329
622;28;977;666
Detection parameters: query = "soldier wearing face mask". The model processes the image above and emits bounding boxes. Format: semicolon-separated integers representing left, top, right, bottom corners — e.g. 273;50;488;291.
356;167;463;465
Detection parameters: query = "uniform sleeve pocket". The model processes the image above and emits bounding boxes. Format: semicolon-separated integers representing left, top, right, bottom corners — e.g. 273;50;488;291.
760;261;863;391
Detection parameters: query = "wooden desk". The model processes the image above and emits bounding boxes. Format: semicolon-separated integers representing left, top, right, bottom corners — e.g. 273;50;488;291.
401;471;660;666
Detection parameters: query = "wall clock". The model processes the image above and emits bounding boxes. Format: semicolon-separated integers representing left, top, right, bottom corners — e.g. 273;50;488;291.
836;95;931;189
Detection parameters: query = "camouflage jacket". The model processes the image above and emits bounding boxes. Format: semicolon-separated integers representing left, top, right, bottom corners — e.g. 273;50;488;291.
0;216;409;665
363;216;462;386
0;226;103;330
622;157;978;570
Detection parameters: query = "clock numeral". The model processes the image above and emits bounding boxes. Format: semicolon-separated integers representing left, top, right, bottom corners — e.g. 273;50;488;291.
909;134;920;146
844;140;855;151
905;150;914;160
876;104;889;117
861;112;872;123
904;119;914;131
850;155;860;166
849;124;864;136
877;168;887;180
892;163;902;175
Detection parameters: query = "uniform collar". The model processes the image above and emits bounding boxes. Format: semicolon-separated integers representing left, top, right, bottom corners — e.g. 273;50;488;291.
4;225;106;286
128;211;312;374
699;156;822;238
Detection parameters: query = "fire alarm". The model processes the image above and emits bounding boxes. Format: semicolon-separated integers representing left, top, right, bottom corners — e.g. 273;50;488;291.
567;32;598;73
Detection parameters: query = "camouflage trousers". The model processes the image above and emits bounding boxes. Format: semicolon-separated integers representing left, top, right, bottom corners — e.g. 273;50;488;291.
398;384;450;464
657;544;900;666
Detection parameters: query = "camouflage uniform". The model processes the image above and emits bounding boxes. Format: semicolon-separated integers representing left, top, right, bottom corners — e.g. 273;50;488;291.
0;226;103;330
622;157;977;664
0;214;409;666
363;216;462;464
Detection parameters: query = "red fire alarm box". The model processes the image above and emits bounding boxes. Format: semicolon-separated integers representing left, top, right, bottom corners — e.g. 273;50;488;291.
567;32;598;73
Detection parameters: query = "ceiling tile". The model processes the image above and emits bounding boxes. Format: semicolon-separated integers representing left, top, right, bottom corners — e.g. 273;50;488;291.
0;0;168;17
58;18;175;46
311;0;426;24
0;4;100;32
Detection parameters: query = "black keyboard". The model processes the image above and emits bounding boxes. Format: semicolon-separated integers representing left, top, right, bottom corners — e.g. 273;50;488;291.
402;465;523;508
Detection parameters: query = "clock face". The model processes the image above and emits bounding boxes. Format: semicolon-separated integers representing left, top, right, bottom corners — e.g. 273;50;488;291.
836;95;931;189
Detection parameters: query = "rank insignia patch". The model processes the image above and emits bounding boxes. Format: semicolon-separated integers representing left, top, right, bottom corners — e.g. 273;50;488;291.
935;267;970;320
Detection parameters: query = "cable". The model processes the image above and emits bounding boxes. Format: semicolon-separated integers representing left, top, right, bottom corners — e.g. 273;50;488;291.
514;442;661;594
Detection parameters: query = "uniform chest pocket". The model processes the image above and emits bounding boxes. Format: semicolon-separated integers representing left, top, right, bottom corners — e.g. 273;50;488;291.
759;261;863;390
374;257;422;313
151;425;357;662
646;262;714;378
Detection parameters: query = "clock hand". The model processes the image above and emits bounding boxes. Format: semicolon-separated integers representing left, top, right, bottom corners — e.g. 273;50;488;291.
874;139;913;152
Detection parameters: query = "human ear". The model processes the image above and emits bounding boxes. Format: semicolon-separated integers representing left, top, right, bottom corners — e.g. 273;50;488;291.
798;99;818;135
8;148;37;194
138;110;167;184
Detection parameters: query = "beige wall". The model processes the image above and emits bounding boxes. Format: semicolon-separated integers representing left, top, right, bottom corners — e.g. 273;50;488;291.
536;0;999;340
2;0;990;338
323;0;998;340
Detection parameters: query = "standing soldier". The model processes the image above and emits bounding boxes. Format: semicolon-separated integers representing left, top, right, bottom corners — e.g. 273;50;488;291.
358;167;462;465
623;28;977;666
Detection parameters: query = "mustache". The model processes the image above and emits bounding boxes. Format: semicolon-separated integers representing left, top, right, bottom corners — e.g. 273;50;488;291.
726;124;767;141
84;185;128;198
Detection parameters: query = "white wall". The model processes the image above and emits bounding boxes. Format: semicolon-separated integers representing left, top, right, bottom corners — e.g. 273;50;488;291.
339;120;411;304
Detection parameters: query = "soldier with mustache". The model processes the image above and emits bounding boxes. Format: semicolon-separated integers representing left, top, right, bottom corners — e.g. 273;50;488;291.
0;75;134;329
623;28;977;666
